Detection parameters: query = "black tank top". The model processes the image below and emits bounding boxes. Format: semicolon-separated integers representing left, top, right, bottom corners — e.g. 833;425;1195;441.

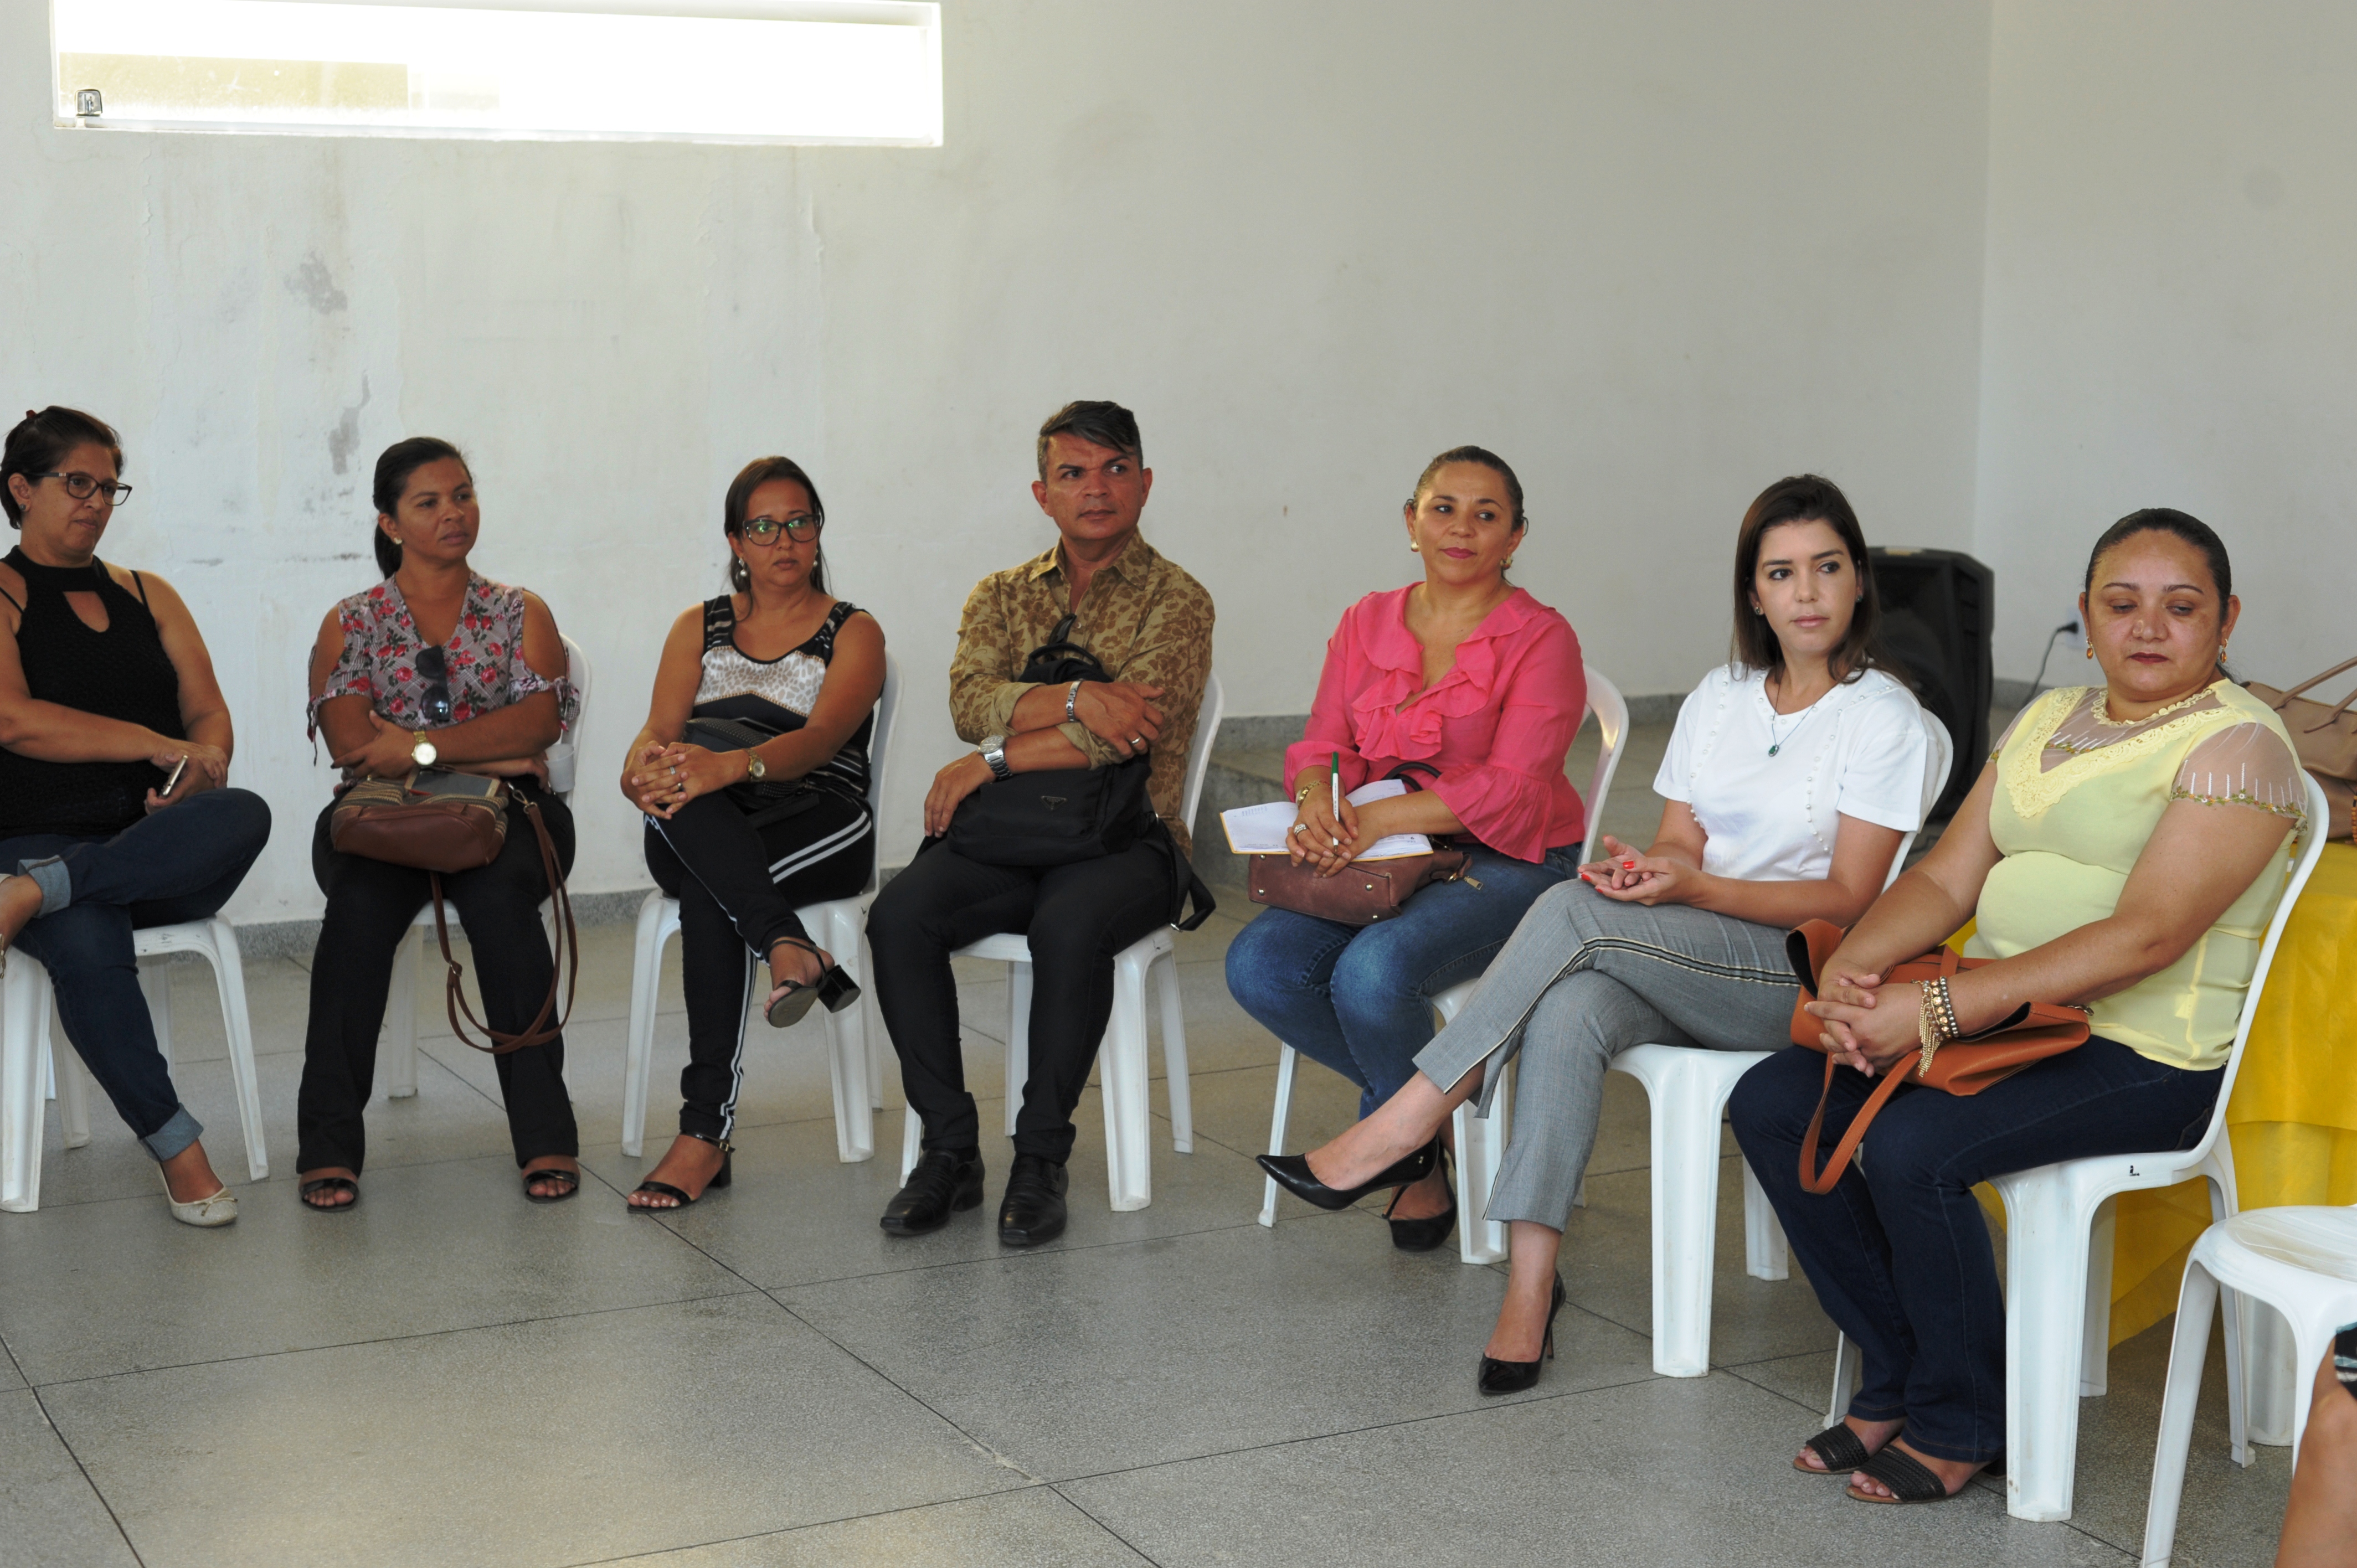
0;549;183;838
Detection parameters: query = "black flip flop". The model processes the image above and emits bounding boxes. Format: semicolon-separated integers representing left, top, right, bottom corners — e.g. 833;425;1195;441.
522;1168;581;1204
299;1175;359;1212
1846;1444;1991;1504
1793;1422;1874;1476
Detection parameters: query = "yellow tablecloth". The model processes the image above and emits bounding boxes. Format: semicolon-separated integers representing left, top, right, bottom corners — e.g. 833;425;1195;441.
1969;842;2357;1343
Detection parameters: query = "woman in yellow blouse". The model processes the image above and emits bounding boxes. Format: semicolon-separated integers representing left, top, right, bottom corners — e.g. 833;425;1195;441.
1731;509;2308;1505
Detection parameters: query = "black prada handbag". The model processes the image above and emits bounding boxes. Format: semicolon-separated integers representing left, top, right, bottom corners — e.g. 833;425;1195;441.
947;754;1155;867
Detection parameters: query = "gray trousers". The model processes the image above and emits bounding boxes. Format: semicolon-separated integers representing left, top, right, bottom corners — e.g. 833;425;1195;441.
1411;879;1799;1231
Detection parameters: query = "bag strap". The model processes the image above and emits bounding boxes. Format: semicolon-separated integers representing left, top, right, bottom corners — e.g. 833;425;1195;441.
2269;655;2357;714
1798;1051;1912;1194
431;797;580;1055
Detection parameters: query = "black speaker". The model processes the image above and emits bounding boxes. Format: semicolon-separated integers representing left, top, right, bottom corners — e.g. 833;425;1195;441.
1868;546;1994;822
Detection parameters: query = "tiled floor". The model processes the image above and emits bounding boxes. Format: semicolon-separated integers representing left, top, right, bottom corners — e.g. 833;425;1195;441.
0;901;2298;1566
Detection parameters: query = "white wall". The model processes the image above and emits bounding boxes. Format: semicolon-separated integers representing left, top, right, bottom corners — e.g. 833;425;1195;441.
2;0;1997;919
1976;1;2357;687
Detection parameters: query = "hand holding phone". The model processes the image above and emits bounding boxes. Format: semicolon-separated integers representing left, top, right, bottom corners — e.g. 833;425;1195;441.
161;754;190;798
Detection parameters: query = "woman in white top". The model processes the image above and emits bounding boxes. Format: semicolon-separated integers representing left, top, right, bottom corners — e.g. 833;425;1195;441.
1260;474;1931;1392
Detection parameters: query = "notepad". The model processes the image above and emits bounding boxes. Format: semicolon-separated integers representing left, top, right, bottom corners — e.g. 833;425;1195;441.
1219;779;1432;860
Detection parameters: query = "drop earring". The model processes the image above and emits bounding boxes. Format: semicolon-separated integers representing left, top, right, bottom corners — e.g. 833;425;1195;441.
2084;642;2094;659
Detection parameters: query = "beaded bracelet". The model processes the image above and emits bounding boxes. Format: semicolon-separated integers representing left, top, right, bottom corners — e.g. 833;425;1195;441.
1916;977;1958;1080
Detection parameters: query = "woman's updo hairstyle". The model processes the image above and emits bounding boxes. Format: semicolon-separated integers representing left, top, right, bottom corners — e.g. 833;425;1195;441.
371;437;469;578
1730;473;1888;686
2082;507;2234;675
1408;445;1526;532
723;455;827;594
3;406;123;529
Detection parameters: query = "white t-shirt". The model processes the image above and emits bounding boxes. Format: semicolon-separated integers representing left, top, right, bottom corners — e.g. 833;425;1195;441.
1653;664;1931;883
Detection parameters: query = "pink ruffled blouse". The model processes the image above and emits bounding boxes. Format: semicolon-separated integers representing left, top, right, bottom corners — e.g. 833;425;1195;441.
1284;586;1587;862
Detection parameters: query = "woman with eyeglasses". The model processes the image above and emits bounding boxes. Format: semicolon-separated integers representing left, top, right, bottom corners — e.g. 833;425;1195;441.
0;407;270;1226
296;437;582;1210
616;456;882;1210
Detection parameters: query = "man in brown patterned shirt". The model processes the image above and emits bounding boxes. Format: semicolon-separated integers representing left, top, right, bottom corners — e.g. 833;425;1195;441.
868;400;1214;1245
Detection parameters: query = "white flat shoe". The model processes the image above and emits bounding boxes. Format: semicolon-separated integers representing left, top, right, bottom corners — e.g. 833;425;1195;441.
159;1168;238;1227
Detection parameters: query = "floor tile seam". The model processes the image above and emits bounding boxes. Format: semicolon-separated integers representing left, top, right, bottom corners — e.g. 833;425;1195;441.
22;1381;148;1566
16;1284;771;1391
1044;1481;1171;1566
553;1481;1066;1567
1039;1366;1672;1488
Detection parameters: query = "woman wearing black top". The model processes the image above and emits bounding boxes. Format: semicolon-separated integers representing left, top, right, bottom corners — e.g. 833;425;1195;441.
0;408;270;1226
618;456;883;1209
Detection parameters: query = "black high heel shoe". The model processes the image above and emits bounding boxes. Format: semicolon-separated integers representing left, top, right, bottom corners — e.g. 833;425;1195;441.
1257;1137;1439;1213
1383;1141;1457;1252
764;938;861;1029
629;1134;733;1211
1477;1271;1567;1395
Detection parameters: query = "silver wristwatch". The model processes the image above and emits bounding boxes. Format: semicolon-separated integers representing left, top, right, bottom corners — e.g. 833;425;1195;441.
1066;680;1083;722
980;735;1013;781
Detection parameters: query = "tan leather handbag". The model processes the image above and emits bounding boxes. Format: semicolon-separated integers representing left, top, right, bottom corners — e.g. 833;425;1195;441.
1785;919;2091;1194
329;769;578;1055
2249;657;2357;781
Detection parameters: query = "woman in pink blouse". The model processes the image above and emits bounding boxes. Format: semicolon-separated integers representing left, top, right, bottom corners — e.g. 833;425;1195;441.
1226;446;1587;1250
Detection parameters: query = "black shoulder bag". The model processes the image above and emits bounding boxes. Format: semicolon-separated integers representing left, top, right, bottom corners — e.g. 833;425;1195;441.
944;616;1216;930
681;715;832;830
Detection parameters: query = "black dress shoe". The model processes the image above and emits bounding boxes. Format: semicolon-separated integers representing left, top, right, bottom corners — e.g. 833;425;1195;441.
997;1153;1069;1246
1477;1271;1567;1396
1257;1137;1439;1213
880;1147;984;1236
1383;1142;1457;1252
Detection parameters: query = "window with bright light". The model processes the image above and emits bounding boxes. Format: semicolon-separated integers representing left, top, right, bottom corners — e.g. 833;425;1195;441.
51;0;942;145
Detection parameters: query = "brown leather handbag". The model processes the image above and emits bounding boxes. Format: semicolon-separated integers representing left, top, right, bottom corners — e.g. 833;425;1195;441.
328;768;578;1055
1247;845;1474;926
2250;656;2357;781
1785;919;2090;1194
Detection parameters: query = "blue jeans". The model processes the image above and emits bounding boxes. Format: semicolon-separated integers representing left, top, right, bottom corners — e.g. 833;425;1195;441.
1226;846;1577;1118
1729;1038;2221;1464
4;789;273;1160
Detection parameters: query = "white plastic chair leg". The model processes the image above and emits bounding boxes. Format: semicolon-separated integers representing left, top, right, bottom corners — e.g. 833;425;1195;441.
2000;1175;2096;1521
620;891;672;1158
2083;1196;2116;1396
2142;1257;2219;1567
2;955;50;1211
384;924;421;1098
1155;951;1191;1153
204;920;268;1181
1646;1056;1735;1378
1453;1098;1508;1263
54;1033;91;1149
818;901;874;1163
1257;1044;1298;1227
1099;947;1153;1211
1002;962;1032;1139
2243;1299;2300;1447
899;1102;922;1182
139;957;173;1065
1826;1332;1860;1427
1743;1160;1788;1280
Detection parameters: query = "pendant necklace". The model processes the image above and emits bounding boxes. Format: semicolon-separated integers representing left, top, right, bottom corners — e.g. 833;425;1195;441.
1767;709;1804;756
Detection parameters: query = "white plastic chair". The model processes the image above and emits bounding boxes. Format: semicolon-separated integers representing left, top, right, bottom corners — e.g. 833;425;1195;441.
1974;768;2332;1521
1598;709;1950;1378
1258;664;1630;1261
382;635;589;1100
2;915;267;1212
2141;1204;2357;1566
898;670;1224;1211
621;653;900;1165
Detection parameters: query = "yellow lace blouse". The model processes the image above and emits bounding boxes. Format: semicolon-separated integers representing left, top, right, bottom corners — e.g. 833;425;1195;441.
1966;680;2307;1070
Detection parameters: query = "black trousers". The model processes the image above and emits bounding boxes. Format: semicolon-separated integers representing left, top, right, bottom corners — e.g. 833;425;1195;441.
643;788;873;1141
297;788;578;1174
867;838;1172;1162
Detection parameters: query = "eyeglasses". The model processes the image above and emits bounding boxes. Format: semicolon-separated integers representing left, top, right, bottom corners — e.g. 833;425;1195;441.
33;471;132;506
416;644;454;726
740;513;821;545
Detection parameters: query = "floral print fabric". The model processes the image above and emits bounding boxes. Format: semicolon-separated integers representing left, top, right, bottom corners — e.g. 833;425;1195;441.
307;572;577;739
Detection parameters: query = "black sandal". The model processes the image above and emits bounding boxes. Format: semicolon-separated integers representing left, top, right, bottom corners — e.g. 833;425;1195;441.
522;1166;581;1204
1793;1422;1875;1475
627;1139;733;1211
299;1175;359;1212
1846;1444;1987;1504
764;937;861;1029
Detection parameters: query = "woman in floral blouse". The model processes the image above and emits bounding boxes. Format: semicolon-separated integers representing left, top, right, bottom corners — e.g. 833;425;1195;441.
297;437;581;1210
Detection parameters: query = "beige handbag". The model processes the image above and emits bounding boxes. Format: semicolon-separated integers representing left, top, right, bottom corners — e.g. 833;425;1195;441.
2248;657;2357;840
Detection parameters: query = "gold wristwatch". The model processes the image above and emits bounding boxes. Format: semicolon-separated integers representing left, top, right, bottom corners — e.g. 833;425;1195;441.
744;749;768;782
411;731;438;767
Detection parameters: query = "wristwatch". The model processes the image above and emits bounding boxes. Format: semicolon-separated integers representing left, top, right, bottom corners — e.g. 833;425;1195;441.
980;735;1013;781
744;749;768;782
1066;680;1083;722
411;731;438;768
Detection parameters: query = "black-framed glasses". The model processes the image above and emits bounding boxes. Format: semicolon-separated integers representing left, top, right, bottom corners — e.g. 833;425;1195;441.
740;513;821;545
34;471;132;505
415;644;454;725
